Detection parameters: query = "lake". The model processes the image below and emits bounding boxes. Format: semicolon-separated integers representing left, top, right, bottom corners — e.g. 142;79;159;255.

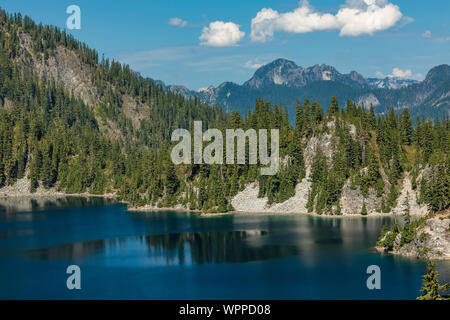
0;197;448;300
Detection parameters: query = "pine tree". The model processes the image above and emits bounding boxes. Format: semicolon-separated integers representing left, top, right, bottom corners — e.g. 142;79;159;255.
165;162;180;196
368;104;376;130
328;96;339;114
400;108;413;145
361;202;367;215
367;149;380;185
294;99;305;136
417;261;450;300
335;203;342;215
427;161;449;212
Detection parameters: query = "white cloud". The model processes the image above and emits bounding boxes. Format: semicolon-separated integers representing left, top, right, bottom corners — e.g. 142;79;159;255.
250;0;404;42
422;30;432;38
388;68;423;80
389;68;412;78
169;17;188;27
244;59;266;69
200;21;245;47
375;71;385;78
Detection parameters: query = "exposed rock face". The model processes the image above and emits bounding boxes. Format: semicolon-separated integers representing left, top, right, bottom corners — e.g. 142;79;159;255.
392;174;428;217
231;179;311;213
357;93;380;108
0;176;117;199
340;181;381;215
18;33;97;107
0;176;62;197
243;59;368;89
303;122;338;173
231;122;426;217
15;33;156;143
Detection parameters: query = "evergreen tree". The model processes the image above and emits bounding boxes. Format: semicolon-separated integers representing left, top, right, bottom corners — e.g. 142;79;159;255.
368;104;376;130
417;261;450;300
328;96;339;114
400;108;413;145
361;202;367;215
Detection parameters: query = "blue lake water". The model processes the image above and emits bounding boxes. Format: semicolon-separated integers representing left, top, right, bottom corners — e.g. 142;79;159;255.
0;197;448;300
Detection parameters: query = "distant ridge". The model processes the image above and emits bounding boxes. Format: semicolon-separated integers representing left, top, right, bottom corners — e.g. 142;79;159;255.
189;59;450;121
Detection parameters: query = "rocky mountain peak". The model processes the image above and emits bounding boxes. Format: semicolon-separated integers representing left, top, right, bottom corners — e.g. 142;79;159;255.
423;64;450;85
243;59;368;89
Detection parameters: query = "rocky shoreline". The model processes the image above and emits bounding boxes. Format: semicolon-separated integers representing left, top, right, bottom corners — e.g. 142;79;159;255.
376;211;450;260
0;177;118;199
0;177;429;218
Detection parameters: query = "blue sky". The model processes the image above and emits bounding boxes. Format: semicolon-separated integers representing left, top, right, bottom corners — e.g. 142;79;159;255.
1;0;449;90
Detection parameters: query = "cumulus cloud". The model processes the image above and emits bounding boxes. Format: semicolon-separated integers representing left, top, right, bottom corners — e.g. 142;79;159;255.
200;21;245;47
388;68;423;80
422;30;432;38
250;0;404;42
375;68;423;80
389;68;412;78
169;17;188;27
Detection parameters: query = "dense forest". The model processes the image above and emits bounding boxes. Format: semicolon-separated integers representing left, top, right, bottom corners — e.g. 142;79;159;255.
0;9;449;215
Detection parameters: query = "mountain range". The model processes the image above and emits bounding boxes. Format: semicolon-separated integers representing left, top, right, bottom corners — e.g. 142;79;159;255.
162;58;450;121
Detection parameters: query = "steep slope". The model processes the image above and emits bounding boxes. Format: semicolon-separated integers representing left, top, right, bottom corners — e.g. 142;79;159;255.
0;9;228;202
0;9;227;149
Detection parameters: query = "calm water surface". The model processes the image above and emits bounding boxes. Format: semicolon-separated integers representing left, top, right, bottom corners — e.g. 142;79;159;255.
0;197;448;299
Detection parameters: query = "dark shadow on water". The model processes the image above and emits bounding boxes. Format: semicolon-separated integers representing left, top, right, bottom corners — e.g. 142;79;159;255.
23;229;301;265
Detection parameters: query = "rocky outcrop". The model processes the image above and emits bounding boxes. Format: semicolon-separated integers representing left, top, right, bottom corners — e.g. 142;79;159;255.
303;131;335;170
0;176;63;197
231;178;311;214
392;174;428;217
242;59;368;89
18;33;97;107
377;212;450;260
339;180;381;215
15;33;155;143
0;176;116;199
230;122;428;217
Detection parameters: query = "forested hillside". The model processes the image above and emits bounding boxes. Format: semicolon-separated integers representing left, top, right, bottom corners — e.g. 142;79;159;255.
0;9;448;216
0;9;227;202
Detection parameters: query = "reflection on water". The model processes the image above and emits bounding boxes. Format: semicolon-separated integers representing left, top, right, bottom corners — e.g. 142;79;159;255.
25;239;107;261
0;196;116;218
24;230;301;265
20;214;396;267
